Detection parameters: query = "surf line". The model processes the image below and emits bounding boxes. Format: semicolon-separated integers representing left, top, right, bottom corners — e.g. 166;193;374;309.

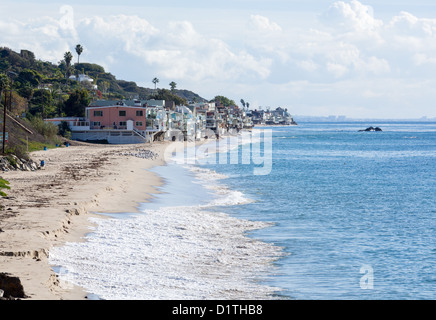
164;129;273;176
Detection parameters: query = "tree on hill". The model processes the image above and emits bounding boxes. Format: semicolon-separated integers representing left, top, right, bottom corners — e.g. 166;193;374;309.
212;95;236;107
153;88;187;106
169;81;177;92
17;69;41;87
0;73;9;100
240;99;246;108
64;89;90;117
152;77;159;90
29;89;55;118
64;51;73;78
75;44;83;64
1;47;208;120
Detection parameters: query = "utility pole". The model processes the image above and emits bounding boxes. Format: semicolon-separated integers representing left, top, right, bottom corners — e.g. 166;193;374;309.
2;90;7;154
2;71;16;154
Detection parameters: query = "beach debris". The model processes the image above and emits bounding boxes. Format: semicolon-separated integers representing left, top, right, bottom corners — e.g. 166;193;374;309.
119;149;158;160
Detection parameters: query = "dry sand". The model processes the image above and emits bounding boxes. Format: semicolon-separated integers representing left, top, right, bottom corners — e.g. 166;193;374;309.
0;141;181;300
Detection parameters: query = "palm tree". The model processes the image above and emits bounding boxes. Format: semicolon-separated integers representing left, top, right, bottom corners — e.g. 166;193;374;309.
64;51;73;78
152;77;159;90
169;81;177;92
240;99;246;108
75;44;83;64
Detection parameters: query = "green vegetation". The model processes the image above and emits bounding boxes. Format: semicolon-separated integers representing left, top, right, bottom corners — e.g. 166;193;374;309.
212;95;237;107
0;177;10;197
27;116;59;140
0;47;206;120
152;88;187;106
21;139;58;153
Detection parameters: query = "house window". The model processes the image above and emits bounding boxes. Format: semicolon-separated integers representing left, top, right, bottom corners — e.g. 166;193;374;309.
135;121;143;127
93;110;103;117
136;110;144;117
119;110;126;116
119;121;127;127
92;122;101;127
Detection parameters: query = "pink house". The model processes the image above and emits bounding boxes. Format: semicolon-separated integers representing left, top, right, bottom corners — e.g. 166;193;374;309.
67;99;168;144
86;101;146;131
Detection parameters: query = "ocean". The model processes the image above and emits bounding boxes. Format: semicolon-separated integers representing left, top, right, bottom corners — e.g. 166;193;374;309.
49;121;436;300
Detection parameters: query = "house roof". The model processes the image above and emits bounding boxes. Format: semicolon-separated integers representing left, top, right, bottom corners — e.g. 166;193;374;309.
89;99;166;108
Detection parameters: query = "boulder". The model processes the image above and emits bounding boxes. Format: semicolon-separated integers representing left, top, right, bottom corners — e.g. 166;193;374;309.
359;126;382;132
0;273;27;299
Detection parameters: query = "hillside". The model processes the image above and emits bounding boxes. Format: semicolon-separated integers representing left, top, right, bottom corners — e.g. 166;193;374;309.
0;47;207;158
73;61;207;102
0;47;207;107
1;113;75;160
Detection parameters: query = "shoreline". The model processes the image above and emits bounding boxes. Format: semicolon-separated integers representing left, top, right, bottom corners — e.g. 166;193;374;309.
0;141;178;300
48;149;284;300
1;133;283;300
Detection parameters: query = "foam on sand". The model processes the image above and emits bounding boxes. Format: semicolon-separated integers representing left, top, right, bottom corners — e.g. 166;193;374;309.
49;203;282;300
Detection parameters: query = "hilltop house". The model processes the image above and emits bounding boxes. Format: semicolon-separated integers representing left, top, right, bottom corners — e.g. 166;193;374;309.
69;74;98;90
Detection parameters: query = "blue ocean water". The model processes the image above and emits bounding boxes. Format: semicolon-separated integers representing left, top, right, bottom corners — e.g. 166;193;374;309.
49;121;436;300
200;122;436;300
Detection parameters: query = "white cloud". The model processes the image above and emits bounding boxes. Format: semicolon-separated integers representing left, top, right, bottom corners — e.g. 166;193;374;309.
320;0;383;32
297;60;319;73
388;11;436;37
413;53;436;66
76;16;272;83
2;1;436;117
327;62;349;78
249;14;282;32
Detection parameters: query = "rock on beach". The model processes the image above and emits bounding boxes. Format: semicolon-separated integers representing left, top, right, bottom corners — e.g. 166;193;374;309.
0;155;41;172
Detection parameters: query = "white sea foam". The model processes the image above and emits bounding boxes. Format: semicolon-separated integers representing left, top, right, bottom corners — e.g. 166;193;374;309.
49;165;281;299
185;166;254;206
49;205;282;300
185;166;229;181
49;132;282;299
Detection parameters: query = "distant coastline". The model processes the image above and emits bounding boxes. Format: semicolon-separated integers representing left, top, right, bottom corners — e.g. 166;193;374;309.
293;115;436;122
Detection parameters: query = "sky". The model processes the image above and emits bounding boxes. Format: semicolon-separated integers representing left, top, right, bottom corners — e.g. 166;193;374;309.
1;0;436;118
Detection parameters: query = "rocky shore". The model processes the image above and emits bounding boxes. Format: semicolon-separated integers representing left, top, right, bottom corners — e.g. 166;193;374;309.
0;155;41;172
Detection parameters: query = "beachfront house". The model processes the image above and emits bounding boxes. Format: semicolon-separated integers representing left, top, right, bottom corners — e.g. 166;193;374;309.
188;103;209;140
64;99;168;143
45;97;296;145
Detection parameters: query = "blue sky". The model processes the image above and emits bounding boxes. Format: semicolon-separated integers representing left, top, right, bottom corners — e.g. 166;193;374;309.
2;0;436;118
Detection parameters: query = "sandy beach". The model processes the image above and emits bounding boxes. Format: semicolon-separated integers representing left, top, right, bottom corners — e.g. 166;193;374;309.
0;141;176;300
